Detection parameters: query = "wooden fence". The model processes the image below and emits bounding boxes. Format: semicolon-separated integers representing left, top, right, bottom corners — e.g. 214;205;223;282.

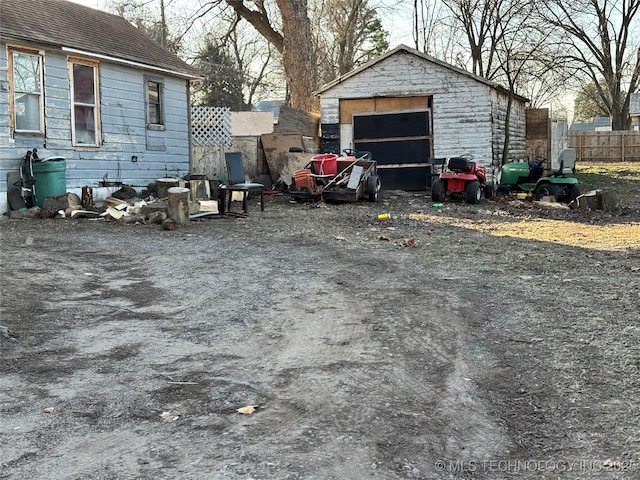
568;131;640;162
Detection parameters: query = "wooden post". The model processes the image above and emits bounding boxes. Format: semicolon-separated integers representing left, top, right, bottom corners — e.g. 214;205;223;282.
167;187;190;225
157;178;180;199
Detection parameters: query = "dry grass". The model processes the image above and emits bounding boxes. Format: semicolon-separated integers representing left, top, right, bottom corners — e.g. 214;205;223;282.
574;161;640;205
403;162;640;252
409;211;640;251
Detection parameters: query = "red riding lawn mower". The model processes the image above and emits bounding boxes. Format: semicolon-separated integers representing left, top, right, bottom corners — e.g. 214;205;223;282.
431;156;490;204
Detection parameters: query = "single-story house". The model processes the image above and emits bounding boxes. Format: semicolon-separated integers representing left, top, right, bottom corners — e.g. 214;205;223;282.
0;0;201;212
315;45;528;190
569;117;612;132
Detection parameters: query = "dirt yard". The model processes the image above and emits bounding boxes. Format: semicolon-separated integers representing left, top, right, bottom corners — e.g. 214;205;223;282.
1;181;639;479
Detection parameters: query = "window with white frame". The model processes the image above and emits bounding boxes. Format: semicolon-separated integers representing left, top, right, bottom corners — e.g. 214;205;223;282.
9;48;44;134
146;77;164;128
69;58;100;146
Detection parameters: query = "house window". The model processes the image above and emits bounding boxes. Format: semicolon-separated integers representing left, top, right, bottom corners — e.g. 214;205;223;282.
9;48;44;134
69;59;100;146
146;78;164;128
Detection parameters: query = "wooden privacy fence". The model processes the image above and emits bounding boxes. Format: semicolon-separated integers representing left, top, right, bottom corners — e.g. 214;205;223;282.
568;131;640;162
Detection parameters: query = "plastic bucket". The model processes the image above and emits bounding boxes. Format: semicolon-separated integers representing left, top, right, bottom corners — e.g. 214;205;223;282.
312;154;338;176
31;157;66;207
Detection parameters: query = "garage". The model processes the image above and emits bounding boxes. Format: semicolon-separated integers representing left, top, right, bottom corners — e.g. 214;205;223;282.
316;45;528;190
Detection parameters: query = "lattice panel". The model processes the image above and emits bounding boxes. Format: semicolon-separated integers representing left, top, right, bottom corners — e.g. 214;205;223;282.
191;106;231;146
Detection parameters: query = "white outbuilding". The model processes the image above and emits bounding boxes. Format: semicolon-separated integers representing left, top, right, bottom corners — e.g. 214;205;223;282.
315;45;528;190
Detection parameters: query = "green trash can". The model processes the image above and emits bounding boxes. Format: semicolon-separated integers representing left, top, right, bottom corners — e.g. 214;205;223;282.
30;157;66;207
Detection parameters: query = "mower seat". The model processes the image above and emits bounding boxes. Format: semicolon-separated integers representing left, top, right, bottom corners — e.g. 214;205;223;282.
447;157;472;173
551;148;576;176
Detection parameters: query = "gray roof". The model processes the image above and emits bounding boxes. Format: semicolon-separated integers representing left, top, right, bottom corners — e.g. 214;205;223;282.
315;44;529;103
253;100;285;118
0;0;201;79
569;117;611;131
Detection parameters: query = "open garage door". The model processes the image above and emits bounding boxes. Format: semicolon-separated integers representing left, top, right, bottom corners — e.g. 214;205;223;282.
352;108;433;190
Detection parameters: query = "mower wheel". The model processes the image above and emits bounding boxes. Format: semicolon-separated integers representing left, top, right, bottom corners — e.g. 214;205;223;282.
567;184;580;203
367;175;382;202
465;180;481;204
535;183;558;201
484;184;495;199
431;179;446;202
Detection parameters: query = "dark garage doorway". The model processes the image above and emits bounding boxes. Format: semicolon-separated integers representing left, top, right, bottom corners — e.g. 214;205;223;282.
353;109;432;190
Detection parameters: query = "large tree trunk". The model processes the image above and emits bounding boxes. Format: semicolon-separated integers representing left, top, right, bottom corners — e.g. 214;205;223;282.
227;0;319;112
276;0;319;112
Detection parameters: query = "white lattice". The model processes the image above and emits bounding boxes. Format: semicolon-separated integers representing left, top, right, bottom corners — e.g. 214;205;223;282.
191;106;231;146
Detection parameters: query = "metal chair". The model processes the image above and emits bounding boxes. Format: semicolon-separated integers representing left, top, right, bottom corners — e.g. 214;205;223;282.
219;152;265;215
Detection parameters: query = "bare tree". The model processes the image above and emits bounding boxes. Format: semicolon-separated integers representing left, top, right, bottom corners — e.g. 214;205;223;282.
441;0;506;78
225;0;319;112
440;0;544;163
492;6;546;163
538;0;640;130
313;0;389;85
108;0;179;52
412;0;459;61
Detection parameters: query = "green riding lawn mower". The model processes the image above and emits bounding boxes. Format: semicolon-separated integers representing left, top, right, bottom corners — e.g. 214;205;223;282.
496;148;580;203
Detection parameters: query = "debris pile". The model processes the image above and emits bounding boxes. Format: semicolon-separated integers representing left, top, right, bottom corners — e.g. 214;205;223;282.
5;180;219;229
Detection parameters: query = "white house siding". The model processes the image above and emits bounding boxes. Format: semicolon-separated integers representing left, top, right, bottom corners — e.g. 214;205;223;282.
0;44;192;211
318;51;496;166
491;89;526;164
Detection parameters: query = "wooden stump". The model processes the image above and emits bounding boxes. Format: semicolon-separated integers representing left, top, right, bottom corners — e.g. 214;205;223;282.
81;186;94;210
167;187;190;225
157;178;180;199
576;189;620;212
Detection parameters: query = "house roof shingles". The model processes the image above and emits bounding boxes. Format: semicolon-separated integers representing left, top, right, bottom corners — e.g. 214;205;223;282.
0;0;201;79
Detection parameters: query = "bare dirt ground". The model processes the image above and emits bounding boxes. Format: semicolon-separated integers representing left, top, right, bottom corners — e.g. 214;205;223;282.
1;185;639;480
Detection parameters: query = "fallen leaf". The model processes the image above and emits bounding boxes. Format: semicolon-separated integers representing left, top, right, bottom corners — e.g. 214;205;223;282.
403;237;418;247
236;405;258;415
43;407;55;413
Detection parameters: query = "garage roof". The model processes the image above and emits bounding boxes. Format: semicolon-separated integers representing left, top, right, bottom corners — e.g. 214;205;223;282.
315;44;528;102
0;0;201;79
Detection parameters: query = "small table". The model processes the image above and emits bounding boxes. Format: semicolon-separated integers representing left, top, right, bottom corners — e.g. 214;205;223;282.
219;184;264;216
